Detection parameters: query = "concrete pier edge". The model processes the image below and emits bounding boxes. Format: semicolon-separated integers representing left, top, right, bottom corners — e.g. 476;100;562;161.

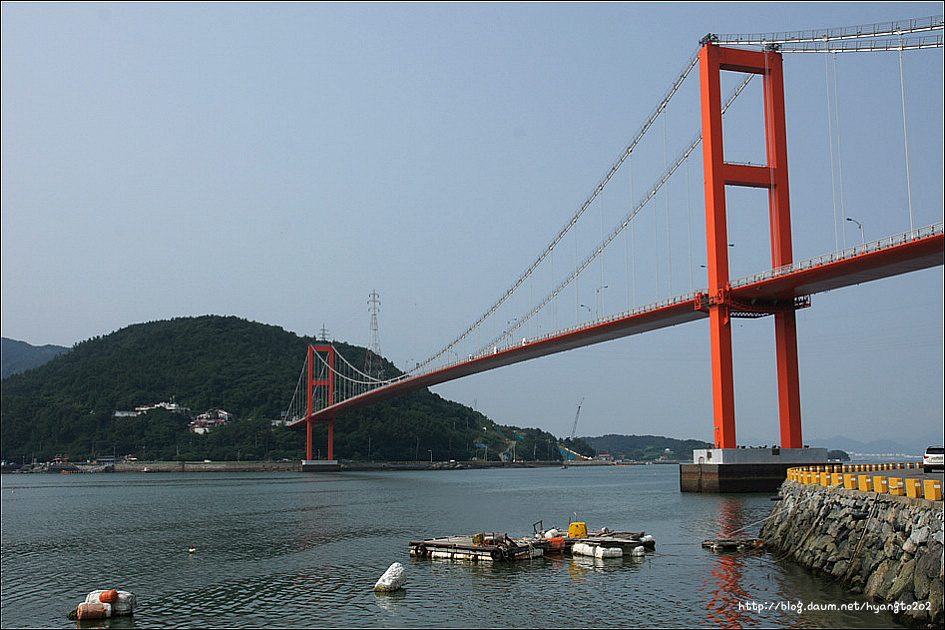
680;447;828;493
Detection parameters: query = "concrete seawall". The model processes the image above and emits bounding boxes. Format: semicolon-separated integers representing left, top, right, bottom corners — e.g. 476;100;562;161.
112;461;300;473
761;479;943;627
103;460;580;473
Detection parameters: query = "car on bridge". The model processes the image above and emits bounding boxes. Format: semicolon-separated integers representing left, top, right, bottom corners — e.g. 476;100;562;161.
923;446;945;473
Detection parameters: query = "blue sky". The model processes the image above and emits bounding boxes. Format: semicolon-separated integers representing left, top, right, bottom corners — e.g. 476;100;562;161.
2;3;942;450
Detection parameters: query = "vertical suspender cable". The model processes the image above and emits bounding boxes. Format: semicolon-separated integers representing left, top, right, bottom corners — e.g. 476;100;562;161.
664;111;673;295
686;157;693;291
898;37;916;232
832;53;849;249
544;251;558;330
574;222;580;323
529;269;534;337
630;154;637;309
600;190;605;316
625;159;631;311
654;165;661;298
825;49;841;252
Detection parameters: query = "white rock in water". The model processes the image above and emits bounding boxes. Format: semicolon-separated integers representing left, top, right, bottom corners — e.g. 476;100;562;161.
374;562;406;592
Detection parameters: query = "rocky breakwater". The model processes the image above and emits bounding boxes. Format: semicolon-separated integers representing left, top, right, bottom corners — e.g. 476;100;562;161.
761;479;943;627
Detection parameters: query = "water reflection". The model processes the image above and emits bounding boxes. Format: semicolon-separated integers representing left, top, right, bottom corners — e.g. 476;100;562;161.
75;619;137;630
372;588;407;614
702;498;756;629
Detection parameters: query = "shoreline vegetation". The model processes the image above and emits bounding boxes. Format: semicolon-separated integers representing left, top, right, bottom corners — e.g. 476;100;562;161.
2;459;685;474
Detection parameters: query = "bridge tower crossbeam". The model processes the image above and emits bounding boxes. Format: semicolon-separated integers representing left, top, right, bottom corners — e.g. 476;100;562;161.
700;43;802;449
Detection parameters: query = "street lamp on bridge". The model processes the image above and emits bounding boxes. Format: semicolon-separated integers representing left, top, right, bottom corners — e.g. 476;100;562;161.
595;285;609;319
846;217;865;245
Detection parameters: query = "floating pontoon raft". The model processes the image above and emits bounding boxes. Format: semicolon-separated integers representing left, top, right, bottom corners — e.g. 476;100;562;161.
410;523;656;562
409;533;544;562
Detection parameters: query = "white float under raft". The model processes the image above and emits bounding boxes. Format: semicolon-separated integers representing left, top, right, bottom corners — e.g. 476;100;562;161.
572;542;623;558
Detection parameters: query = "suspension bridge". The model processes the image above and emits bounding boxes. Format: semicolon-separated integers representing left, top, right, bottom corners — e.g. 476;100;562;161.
285;17;944;467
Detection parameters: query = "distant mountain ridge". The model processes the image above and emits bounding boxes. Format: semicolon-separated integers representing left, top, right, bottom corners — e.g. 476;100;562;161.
735;432;940;458
807;435;941;458
1;337;69;379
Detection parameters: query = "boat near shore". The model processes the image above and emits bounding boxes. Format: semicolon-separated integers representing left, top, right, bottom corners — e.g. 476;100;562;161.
42;455;81;473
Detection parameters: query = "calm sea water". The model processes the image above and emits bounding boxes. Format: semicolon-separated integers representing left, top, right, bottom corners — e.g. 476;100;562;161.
1;465;901;629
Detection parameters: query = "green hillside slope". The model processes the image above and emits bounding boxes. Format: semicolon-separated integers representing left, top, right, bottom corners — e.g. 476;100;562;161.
584;434;711;461
0;316;561;464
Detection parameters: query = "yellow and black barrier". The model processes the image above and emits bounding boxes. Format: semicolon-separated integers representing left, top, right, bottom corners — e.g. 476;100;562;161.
786;464;942;501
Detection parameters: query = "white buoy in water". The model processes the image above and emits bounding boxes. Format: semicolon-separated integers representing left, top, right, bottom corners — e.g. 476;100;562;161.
631;545;646;556
374;562;406;592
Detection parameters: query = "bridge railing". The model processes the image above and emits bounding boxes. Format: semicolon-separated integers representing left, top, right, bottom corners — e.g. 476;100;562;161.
731;222;943;290
494;290;705;352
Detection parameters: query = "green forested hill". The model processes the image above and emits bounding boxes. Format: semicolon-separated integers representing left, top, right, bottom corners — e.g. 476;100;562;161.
584;434;711;461
0;316;561;464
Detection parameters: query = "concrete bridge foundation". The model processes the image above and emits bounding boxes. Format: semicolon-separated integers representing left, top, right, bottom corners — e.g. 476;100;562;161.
680;447;827;493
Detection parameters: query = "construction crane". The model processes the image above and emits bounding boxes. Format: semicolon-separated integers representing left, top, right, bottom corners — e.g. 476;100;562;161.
569;397;585;441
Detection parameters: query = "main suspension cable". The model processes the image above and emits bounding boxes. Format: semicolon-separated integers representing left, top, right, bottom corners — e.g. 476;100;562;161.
412;48;703;374
480;74;755;354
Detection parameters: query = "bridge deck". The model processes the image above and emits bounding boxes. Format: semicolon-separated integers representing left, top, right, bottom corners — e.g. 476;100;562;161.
290;229;942;425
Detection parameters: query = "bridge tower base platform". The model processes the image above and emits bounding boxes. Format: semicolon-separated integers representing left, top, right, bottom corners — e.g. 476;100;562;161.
680;447;827;493
301;459;340;472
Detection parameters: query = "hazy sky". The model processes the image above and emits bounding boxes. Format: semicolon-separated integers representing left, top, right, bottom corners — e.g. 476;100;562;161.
3;3;943;448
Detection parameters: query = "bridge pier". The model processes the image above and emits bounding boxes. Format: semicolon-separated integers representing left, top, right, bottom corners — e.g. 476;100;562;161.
301;459;340;472
680;447;827;493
